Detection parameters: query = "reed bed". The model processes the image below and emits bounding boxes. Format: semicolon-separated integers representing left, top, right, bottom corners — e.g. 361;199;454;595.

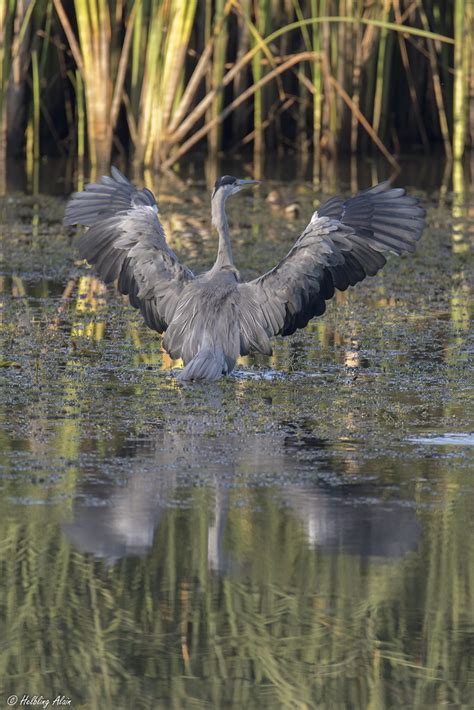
1;0;472;173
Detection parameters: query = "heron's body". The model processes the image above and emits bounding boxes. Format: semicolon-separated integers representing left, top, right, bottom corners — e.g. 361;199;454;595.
64;169;425;382
164;270;241;379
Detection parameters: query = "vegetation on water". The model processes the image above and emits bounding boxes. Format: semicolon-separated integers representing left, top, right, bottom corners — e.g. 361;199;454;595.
0;173;473;707
1;0;473;176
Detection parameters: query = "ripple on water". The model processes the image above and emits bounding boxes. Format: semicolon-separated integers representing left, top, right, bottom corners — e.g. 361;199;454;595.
408;433;474;447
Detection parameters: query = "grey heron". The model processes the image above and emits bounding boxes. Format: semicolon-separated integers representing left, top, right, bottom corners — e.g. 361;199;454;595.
64;168;425;381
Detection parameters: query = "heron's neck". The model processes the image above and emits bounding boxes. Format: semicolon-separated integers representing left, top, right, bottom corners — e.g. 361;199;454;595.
212;194;234;268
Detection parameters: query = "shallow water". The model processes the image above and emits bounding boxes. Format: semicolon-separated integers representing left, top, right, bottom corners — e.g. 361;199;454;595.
1;158;473;708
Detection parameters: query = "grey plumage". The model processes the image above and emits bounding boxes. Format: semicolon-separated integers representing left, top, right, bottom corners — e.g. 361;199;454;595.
64;166;193;335
64;168;425;381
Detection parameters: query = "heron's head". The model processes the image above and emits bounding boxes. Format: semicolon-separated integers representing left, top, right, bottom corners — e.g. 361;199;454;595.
211;175;259;201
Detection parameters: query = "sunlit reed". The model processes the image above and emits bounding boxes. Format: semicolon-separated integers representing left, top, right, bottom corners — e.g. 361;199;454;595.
0;1;470;174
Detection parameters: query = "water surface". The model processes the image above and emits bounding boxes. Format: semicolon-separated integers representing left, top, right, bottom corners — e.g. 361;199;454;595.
1;159;473;708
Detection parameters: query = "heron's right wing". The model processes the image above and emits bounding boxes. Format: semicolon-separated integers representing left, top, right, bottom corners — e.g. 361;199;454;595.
238;181;425;353
64;167;194;333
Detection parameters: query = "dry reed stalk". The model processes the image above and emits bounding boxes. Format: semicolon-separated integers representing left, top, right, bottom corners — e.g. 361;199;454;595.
321;13;332;152
53;0;136;169
230;96;295;150
336;0;346;138
0;0;12;168
133;0;199;166
299;67;399;169
470;19;474;149
167;0;234;136
1;0;37;162
166;12;454;163
0;2;462;173
289;0;314;157
350;2;363;154
418;1;453;159
208;0;227;157
312;0;324;168
163;51;323;169
31;46;39;160
246;0;273;157
372;0;391;138
393;0;429;151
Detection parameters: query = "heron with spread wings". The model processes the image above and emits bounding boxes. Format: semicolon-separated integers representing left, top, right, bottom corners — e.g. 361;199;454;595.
64;168;425;381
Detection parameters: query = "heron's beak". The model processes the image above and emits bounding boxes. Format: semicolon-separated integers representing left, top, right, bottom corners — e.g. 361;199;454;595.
236;179;260;188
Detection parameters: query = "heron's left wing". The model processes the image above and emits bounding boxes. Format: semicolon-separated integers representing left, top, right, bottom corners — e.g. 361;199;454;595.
238;181;425;354
64;167;194;333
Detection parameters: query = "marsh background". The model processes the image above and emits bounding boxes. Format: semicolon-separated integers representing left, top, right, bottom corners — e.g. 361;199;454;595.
1;1;474;709
1;0;473;181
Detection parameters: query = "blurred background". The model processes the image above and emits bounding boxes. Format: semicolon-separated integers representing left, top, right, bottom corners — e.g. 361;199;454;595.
1;0;472;188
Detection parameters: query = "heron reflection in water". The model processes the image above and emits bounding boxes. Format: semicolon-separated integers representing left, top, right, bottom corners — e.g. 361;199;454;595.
64;168;425;381
62;432;421;565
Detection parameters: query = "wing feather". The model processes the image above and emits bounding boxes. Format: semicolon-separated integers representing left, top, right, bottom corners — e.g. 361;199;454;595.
64;168;193;332
238;181;425;346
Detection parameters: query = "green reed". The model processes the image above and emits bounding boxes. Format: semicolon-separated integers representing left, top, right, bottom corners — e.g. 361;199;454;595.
453;0;470;161
0;1;471;172
0;0;13;168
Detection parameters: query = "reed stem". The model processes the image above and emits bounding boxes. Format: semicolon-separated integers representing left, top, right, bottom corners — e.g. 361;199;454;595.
0;3;465;173
453;0;467;160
